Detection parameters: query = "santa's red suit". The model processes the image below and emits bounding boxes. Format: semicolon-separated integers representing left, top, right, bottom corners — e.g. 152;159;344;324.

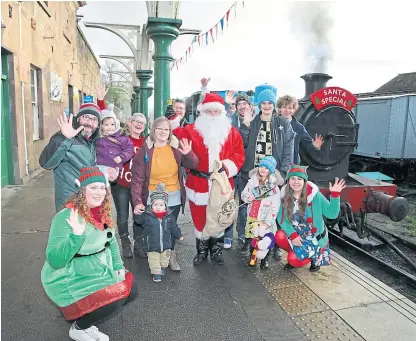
167;93;245;265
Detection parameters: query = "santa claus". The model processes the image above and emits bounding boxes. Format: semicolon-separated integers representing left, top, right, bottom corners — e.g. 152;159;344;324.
166;93;245;265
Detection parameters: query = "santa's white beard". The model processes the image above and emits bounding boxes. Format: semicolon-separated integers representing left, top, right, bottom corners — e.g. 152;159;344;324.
194;113;231;171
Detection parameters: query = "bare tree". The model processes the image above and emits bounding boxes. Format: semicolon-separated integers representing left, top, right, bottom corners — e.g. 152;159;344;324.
100;60;133;114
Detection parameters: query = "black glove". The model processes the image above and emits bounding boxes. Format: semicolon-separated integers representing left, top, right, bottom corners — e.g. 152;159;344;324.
246;90;254;96
165;105;176;119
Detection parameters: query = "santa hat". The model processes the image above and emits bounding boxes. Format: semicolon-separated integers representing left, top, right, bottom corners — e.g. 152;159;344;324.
197;93;226;114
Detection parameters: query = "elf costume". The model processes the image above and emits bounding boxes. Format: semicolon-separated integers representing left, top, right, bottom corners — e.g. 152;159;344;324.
275;165;340;271
41;167;135;324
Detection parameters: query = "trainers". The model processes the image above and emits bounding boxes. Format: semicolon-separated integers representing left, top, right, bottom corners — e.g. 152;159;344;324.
153;274;162;282
224;239;232;249
69;323;109;341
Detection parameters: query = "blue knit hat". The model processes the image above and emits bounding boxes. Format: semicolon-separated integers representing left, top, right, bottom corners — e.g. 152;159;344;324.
258;89;276;107
259;156;277;175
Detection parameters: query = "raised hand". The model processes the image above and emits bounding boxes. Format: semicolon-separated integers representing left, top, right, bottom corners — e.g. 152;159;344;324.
225;90;236;104
243;105;255;125
66;209;86;236
200;78;210;88
329;178;346;193
57;112;84;139
312;134;324;149
96;83;108;101
178;138;192;155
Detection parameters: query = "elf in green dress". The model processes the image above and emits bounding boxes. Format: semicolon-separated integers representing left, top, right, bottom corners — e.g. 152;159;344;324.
41;167;137;341
275;165;346;272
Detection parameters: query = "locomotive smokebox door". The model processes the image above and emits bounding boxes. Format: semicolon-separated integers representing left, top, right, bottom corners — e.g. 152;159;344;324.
297;85;359;181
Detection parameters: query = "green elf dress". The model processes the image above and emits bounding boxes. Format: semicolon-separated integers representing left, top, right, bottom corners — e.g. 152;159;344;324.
41;203;134;321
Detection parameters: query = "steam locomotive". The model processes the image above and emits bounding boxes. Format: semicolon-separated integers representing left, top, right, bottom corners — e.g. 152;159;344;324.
294;73;409;239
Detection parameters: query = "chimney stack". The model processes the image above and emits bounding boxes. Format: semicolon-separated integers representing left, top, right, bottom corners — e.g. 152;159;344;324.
301;73;332;100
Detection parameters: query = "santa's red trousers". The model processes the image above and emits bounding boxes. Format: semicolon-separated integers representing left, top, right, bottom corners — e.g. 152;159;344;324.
275;230;311;268
189;201;207;232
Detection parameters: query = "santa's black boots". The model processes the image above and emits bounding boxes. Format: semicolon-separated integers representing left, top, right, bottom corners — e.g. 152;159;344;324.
209;238;224;265
260;250;270;270
193;238;209;266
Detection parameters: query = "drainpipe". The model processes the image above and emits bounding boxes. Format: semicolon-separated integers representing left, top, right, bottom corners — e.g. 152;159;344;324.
18;2;29;175
21;83;29;175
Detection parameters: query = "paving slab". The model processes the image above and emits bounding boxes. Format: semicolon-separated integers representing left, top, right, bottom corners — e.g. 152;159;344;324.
336;302;416;341
331;252;406;301
292;264;384;311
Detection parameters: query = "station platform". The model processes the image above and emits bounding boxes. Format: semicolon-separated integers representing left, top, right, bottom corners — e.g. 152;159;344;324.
1;171;415;341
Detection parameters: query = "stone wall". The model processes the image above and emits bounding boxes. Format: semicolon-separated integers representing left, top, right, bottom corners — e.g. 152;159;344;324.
1;1;100;183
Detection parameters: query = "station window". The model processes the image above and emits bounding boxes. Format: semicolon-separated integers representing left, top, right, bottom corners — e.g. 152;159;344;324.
30;66;43;140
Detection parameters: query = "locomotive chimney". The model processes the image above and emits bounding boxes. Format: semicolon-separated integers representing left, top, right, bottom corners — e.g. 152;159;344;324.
301;73;333;100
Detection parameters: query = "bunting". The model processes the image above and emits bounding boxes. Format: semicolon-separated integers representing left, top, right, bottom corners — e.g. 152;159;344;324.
171;1;244;71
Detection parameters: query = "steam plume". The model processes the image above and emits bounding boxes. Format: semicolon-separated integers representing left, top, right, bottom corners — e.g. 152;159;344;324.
289;2;334;73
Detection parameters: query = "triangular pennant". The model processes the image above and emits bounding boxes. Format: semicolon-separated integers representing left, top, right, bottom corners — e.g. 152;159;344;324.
220;18;224;31
226;9;231;26
215;22;219;40
198;35;201;46
242;1;245;8
205;32;208;45
188;46;191;57
185;50;188;61
210;28;214;43
233;2;237;18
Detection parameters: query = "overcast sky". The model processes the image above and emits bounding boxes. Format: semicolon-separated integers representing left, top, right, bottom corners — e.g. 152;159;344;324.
78;0;416;102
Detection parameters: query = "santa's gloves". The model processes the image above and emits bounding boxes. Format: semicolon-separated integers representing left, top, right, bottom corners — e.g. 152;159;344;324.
165;105;177;120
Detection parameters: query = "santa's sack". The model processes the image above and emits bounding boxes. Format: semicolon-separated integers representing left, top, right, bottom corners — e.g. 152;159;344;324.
204;160;237;237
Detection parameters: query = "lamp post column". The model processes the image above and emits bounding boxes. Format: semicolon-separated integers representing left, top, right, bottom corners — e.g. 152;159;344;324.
146;17;182;119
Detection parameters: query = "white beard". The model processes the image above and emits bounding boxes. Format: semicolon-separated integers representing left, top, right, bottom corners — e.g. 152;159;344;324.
194;113;231;172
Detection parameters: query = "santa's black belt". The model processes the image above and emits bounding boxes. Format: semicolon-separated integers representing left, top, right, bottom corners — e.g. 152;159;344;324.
189;167;226;179
189;169;212;179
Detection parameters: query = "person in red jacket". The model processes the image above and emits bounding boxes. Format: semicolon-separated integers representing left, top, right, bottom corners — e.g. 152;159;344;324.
111;113;148;258
166;93;245;266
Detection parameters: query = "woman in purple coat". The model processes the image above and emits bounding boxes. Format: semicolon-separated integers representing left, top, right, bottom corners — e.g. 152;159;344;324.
95;108;134;179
